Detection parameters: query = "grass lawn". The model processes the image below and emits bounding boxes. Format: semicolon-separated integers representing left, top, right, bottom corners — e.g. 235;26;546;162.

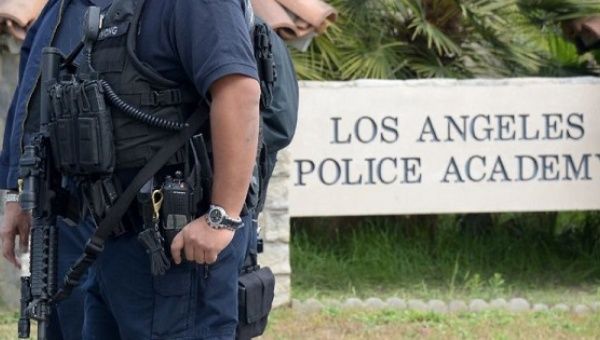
2;309;600;340
263;307;600;339
291;214;600;304
3;212;600;339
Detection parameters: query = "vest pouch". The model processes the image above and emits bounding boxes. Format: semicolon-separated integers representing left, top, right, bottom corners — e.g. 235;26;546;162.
78;80;115;174
112;105;185;169
48;80;116;176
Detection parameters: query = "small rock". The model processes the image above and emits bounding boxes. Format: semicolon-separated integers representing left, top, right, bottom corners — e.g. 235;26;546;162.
448;300;468;313
490;298;507;310
365;298;386;309
302;298;324;312
386;297;407;309
590;302;600;312
552;304;570;312
428;300;448;313
574;304;591;315
532;304;548;312
508;298;530;312
469;299;489;312
343;298;363;309
408;299;429;312
322;298;342;308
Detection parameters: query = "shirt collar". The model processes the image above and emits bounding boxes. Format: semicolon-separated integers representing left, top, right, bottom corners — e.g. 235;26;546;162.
86;0;111;8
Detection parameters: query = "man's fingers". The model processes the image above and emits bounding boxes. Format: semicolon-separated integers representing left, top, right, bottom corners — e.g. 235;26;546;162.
183;236;195;264
170;232;184;264
184;245;195;265
205;251;218;265
194;250;205;265
1;237;18;268
18;223;30;252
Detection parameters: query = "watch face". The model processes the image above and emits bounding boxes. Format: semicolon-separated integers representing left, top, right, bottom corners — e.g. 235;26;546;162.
209;208;223;224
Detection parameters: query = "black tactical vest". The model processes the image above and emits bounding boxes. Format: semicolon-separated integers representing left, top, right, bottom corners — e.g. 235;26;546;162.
91;0;202;169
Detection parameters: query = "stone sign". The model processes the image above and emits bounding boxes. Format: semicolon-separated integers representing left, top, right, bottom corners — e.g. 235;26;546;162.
289;78;600;217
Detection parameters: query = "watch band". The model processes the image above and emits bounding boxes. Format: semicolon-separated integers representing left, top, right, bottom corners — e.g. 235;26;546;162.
5;192;19;203
206;204;244;231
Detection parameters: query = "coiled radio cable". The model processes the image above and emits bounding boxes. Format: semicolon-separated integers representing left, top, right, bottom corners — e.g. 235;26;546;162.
100;80;187;131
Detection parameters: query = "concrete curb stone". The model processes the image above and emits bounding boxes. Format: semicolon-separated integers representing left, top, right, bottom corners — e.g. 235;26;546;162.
302;298;324;312
508;298;530;312
552;304;570;312
448;300;468;313
428;299;448;313
469;299;489;312
490;298;508;310
343;298;363;309
574;304;591;315
290;298;599;316
385;297;407;310
407;299;429;312
364;298;386;309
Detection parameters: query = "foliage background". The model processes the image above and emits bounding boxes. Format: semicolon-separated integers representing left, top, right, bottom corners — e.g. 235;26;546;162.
292;0;600;80
289;0;600;300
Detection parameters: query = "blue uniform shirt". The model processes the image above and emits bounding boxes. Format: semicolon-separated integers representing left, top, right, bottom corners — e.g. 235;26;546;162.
0;0;257;189
0;0;61;190
136;0;258;97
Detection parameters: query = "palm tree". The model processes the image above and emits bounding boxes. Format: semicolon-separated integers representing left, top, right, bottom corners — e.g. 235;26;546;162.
517;0;600;74
293;0;600;80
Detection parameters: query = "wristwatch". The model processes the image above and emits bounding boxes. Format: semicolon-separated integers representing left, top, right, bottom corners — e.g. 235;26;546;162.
5;191;19;203
206;204;244;231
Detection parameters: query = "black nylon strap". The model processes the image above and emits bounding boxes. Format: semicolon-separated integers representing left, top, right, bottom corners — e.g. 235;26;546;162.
53;112;206;302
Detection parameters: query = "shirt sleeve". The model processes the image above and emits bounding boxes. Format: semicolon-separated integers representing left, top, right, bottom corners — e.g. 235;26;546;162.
172;0;258;98
0;3;49;190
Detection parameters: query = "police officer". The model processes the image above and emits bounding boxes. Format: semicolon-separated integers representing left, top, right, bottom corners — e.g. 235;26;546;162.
77;0;260;339
2;0;260;339
0;0;110;339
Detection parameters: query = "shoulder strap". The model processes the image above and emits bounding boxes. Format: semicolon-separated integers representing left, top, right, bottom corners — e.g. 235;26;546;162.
52;112;206;302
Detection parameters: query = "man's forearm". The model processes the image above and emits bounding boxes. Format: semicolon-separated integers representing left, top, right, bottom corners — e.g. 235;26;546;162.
209;75;261;218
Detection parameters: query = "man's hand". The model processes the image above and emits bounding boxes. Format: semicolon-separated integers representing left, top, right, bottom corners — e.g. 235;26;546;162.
170;215;235;265
0;201;32;268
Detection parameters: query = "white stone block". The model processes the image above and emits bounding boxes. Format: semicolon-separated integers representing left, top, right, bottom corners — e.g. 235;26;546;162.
261;212;290;243
469;299;489;312
259;242;291;275
490;298;507;310
448;300;468;313
343;298;363;309
364;298;386;309
428;300;448;313
272;150;291;177
407;299;428;312
385;297;407;309
272;274;291;308
574;304;591;315
508;298;530;312
552;304;570;312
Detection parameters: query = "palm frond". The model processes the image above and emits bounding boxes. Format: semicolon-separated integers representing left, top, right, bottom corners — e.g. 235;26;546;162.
290;0;599;80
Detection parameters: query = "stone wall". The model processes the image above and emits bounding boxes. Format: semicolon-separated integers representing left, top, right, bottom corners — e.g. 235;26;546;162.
259;150;292;307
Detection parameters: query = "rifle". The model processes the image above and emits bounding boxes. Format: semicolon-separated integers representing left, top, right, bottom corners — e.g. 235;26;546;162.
17;47;63;340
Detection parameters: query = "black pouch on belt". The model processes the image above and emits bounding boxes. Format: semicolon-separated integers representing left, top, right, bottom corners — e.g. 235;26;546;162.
236;267;275;340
